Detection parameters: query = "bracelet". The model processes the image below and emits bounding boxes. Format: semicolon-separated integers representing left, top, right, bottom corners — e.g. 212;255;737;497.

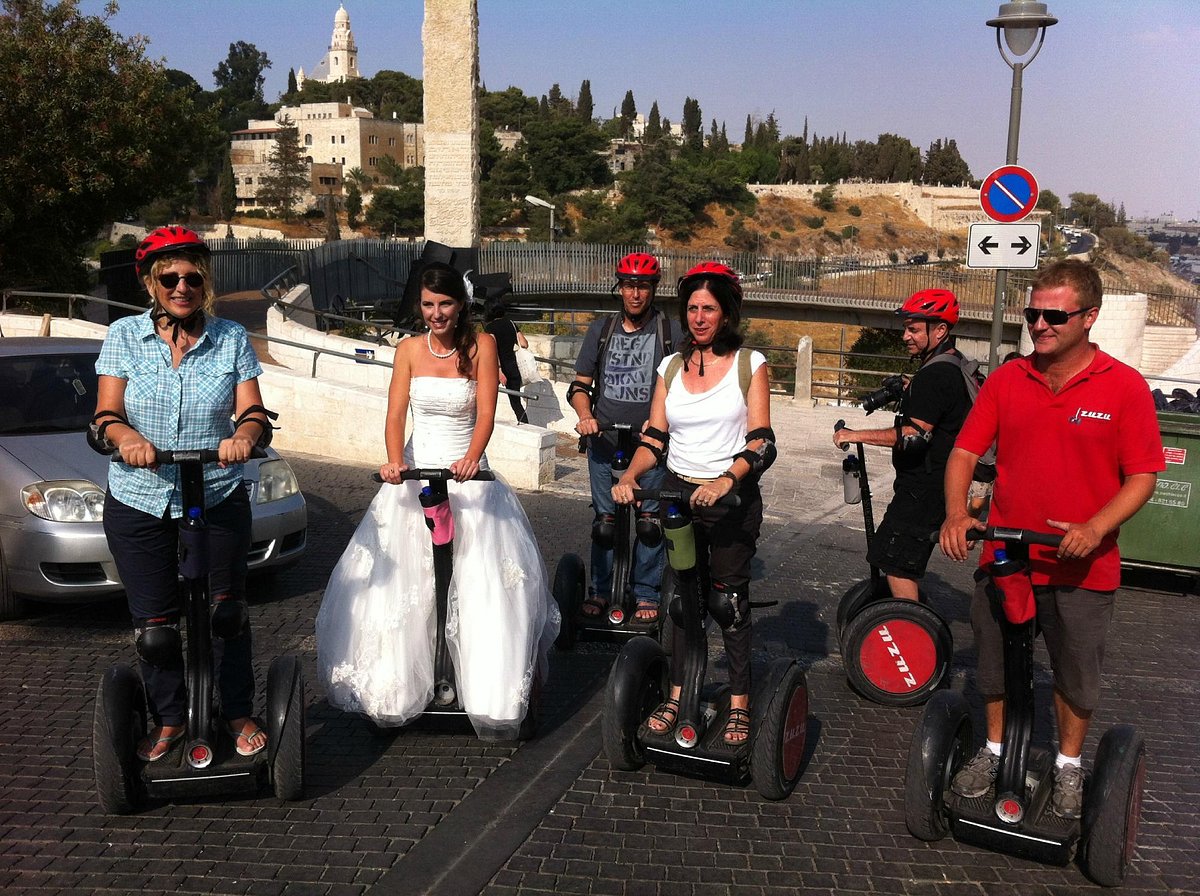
719;471;738;486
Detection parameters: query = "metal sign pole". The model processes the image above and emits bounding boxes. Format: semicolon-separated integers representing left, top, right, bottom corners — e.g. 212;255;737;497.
989;61;1025;371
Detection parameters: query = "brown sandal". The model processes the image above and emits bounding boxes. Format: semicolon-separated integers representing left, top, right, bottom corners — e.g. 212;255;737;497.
581;592;608;618
724;707;751;745
645;697;679;734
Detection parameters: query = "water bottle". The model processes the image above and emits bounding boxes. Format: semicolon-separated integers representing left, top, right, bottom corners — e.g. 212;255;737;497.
419;485;455;546
663;505;695;572
612;448;629;473
991;548;1036;624
842;454;863;504
178;505;208;580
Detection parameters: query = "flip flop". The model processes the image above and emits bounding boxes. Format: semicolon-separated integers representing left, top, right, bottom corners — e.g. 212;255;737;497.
580;592;608;618
633;600;659;624
136;726;185;762
227;719;268;757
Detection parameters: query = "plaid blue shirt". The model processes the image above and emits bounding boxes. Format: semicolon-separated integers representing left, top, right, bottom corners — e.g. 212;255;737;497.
96;311;263;518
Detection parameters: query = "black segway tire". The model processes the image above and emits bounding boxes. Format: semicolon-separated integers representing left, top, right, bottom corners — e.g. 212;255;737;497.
835;577;888;642
841;599;951;706
552;553;585;649
602;635;666;771
904;689;972;841
266;655;306;801
750;659;810;801
92;664;147;814
1080;725;1146;887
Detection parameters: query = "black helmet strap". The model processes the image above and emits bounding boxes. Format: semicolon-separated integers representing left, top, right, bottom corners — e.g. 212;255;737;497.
151;305;205;345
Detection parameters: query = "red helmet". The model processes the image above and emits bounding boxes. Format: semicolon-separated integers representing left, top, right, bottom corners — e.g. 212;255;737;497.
615;252;661;282
896;288;959;326
678;261;743;306
135;226;209;276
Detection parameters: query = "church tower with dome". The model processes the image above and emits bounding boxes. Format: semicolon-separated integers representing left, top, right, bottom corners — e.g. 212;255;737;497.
296;4;361;89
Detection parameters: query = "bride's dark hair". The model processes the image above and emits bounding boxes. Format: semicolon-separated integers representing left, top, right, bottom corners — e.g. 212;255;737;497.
420;262;476;376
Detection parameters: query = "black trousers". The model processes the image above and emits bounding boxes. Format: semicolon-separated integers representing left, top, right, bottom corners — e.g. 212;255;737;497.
104;488;254;726
663;472;762;695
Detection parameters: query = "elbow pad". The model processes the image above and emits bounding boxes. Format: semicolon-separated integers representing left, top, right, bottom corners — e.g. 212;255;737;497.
234;405;279;449
566;380;594;404
88;411;129;455
897;418;932;456
737;426;777;475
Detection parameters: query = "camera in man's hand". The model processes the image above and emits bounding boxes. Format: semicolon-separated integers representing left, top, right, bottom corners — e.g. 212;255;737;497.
861;375;905;414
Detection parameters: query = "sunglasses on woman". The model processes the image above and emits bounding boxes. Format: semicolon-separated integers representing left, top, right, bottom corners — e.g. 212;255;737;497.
1022;306;1092;326
157;272;205;290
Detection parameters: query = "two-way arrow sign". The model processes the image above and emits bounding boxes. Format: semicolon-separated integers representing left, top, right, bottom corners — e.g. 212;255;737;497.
966;223;1042;269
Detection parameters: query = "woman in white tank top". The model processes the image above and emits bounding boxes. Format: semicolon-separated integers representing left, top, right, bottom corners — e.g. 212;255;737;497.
612;262;773;746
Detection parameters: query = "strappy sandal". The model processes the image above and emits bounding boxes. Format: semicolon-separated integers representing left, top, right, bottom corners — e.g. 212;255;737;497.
136;725;185;762
724;707;751;745
633;599;659;624
645;697;679;734
226;718;268;757
581;592;608;618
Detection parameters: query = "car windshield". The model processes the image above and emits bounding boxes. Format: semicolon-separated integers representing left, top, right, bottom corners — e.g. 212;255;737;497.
0;352;99;435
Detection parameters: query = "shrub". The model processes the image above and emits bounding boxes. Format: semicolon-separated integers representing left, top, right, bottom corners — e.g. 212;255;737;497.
770;230;781;240
824;229;843;243
847;204;862;217
888;250;899;263
813;184;837;212
803;215;825;229
882;221;898;237
842;225;859;239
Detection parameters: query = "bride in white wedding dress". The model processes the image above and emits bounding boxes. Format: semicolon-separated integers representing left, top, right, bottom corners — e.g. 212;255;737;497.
316;263;559;740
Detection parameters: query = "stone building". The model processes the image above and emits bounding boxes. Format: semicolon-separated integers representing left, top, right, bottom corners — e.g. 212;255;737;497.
230;102;425;212
297;4;361;89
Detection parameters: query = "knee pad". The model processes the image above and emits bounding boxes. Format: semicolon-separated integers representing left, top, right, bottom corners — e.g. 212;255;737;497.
210;594;248;639
707;582;750;632
591;512;616;547
134;617;181;667
635;511;662;547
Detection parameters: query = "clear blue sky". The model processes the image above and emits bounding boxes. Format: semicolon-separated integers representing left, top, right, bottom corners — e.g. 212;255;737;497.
83;0;1200;221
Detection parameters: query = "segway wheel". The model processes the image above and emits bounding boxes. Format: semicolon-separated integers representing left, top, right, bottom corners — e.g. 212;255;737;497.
835;577;887;642
266;655;306;801
602;635;666;771
841;599;951;706
1080;725;1146;887
552;553;585;649
750;659;810;801
92;664;147;814
904;689;972;841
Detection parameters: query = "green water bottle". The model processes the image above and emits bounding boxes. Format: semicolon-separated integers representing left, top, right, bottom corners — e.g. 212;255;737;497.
663;504;695;572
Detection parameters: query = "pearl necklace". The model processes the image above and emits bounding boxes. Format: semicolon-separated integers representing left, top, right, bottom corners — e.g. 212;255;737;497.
426;330;457;359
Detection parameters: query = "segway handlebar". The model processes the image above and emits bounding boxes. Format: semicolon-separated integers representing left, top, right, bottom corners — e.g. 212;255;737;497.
372;468;497;483
112;447;268;465
632;485;741;508
965;526;1063;548
834;418;850;450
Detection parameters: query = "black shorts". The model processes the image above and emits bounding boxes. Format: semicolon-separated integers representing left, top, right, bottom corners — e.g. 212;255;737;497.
866;488;945;579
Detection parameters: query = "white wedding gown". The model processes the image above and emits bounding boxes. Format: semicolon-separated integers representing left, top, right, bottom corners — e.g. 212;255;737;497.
316;377;560;739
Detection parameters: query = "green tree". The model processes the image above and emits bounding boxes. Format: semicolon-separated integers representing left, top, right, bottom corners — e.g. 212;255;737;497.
681;97;703;151
923;137;972;185
212;40;271;133
619;89;636;137
567;192;647;243
480;85;537;129
256;115;308;220
287;67;297;95
481;144;533;226
365;167;424;236
1067;192;1117;231
521;114;610;195
345;181;362;229
546;82;572;117
577;79;593;122
644;101;663;143
846;327;908;393
0;0;205;289
216;149;237;220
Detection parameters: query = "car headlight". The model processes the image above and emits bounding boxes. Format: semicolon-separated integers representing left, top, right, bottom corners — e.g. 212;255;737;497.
22;480;106;522
256;459;300;504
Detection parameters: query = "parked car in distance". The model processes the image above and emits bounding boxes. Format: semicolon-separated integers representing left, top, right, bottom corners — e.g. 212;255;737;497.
906;252;930;265
0;337;307;619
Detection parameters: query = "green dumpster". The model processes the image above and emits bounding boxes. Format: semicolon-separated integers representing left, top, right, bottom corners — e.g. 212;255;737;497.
1120;412;1200;573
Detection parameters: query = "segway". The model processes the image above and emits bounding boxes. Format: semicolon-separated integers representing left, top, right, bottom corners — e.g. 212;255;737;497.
554;423;664;647
833;419;951;706
602;485;809;800
93;449;305;814
905;527;1146;887
368;468;539;740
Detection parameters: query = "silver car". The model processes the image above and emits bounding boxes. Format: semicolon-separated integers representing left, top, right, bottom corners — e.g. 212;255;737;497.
0;337;307;619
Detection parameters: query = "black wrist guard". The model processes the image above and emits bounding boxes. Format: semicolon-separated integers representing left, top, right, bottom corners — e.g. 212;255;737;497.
233;404;279;448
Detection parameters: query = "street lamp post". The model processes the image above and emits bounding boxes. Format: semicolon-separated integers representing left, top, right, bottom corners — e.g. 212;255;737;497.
524;194;556;245
986;1;1057;369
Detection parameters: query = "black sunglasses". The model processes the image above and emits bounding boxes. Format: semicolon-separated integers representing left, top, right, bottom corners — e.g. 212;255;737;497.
157;272;204;290
1022;306;1092;326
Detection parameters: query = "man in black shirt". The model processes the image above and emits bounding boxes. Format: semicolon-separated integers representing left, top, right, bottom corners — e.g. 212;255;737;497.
832;289;973;599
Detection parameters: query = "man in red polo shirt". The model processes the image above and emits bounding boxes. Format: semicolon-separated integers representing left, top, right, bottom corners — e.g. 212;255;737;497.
939;258;1163;819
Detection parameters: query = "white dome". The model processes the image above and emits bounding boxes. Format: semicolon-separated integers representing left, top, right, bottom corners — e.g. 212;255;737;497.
335;4;349;24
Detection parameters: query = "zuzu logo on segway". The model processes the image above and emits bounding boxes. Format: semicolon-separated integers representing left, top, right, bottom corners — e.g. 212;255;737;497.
92;448;305;814
904;527;1146;887
601;484;810;801
553;422;666;647
832;420;951;706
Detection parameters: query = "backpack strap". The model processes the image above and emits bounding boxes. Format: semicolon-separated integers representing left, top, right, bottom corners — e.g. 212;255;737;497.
663;353;685;393
663;348;753;405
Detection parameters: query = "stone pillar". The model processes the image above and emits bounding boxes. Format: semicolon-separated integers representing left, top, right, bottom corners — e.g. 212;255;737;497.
793;335;813;403
422;0;480;247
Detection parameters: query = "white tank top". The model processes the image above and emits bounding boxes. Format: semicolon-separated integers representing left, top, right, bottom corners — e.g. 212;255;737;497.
659;350;765;478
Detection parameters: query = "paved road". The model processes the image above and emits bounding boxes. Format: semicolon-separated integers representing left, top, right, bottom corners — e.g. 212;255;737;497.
1;401;1197;895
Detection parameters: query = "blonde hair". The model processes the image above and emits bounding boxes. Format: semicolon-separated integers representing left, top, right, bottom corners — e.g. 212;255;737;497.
143;252;216;315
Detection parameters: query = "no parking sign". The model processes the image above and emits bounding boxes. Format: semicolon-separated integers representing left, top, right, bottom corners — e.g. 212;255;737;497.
980;165;1039;223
